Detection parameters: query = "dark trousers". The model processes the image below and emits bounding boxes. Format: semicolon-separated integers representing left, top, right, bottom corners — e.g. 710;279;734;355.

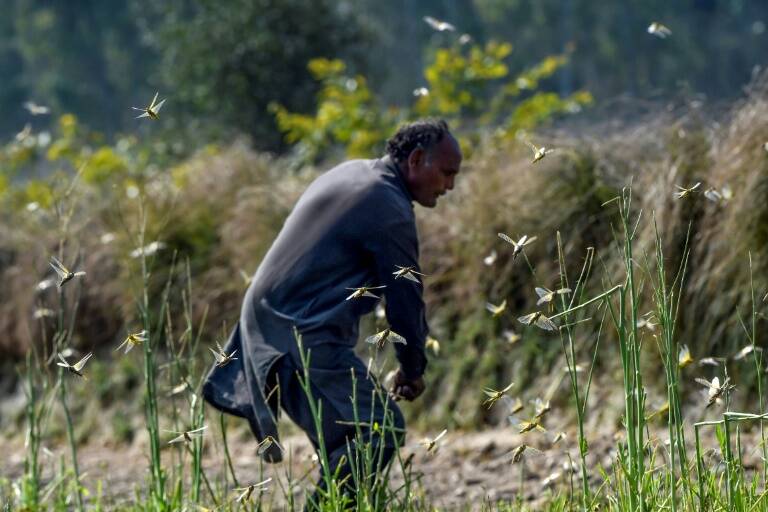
272;345;405;509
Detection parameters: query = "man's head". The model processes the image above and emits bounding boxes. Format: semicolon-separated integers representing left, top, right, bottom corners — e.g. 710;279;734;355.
385;119;462;208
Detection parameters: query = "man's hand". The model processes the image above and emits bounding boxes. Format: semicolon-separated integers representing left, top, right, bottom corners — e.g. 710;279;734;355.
391;369;425;402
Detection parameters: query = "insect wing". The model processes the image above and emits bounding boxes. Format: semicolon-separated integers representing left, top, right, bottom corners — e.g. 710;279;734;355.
235;487;252;503
433;429;447;443
209;347;224;364
73;352;92;372
709;377;721;398
497;232;516;245
517;313;536;325
388;331;407;345
535;287;553;305
167;433;188;444
365;331;384;346
402;271;421;284
115;337;130;353
135;111;150;119
57;353;70;367
534;314;557;331
482;388;497;398
152;98;166;114
49;257;67;278
187;426;208;437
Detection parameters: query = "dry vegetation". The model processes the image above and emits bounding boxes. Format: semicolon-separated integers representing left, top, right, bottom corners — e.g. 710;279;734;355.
3;75;768;511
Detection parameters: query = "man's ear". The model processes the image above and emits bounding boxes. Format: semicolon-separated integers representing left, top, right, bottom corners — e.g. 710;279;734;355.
407;146;425;172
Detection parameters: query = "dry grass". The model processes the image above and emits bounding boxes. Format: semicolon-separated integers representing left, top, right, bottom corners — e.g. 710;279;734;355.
2;78;768;431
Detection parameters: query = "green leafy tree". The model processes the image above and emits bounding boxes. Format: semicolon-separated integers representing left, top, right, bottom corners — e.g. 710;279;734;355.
273;39;592;163
136;0;370;151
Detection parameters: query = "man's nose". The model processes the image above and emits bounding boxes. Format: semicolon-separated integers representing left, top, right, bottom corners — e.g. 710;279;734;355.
446;176;455;190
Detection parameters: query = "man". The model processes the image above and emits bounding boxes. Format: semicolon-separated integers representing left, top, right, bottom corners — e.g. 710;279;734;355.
203;119;462;505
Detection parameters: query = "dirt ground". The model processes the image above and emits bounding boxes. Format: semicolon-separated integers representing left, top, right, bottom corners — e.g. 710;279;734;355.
3;418;759;511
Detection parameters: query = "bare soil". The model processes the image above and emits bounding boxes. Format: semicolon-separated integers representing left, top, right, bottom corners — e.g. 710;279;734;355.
4;419;758;511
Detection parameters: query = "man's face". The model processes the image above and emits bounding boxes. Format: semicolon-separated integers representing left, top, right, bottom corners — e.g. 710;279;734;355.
405;135;462;208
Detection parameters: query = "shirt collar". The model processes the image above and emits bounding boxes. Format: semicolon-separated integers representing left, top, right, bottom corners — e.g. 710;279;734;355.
379;154;415;203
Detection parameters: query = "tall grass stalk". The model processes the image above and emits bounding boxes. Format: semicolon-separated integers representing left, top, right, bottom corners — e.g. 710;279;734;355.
294;334;345;510
136;203;166;508
650;216;692;510
52;251;86;511
602;189;646;511
747;253;766;487
20;351;44;510
57;366;84;511
556;234;600;510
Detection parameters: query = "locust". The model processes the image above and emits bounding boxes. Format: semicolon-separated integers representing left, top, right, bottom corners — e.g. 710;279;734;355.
498;233;537;260
482;381;515;409
132;92;166;120
678;344;694;369
24;101;50;115
423;16;455;32
518;311;557;331
509;415;546;434
535;286;571;306
524;140;555;163
485;299;507;318
674;182;701;199
392;265;426;284
166;426;207;444
733;344;762;361
209;341;237;368
365;328;407;349
256;436;283;456
695;376;734;408
420;429;447;453
647;22;672;38
345;285;386;300
509;444;541;464
115;330;148;354
533;398;551;421
56;352;93;379
704;187;723;202
49;256;86;288
234;478;272;503
502;329;521;344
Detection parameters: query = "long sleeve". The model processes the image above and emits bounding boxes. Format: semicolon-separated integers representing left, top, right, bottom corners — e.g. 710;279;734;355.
363;211;429;380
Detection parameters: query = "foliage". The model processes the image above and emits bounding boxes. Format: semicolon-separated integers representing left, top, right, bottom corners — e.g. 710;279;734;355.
273;40;591;164
271;58;401;163
134;0;369;152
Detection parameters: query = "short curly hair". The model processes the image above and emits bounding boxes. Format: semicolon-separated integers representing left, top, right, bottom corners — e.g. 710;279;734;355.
385;119;451;164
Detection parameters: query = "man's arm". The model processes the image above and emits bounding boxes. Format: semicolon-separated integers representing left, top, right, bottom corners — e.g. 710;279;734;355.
362;207;429;384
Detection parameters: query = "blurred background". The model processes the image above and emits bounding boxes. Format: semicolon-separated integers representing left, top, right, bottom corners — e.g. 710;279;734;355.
3;0;768;153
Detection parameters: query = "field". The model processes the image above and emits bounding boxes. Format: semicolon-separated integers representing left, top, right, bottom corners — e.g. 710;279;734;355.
3;64;768;512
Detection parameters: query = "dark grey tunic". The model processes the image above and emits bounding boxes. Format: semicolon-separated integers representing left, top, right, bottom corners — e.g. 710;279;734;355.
202;156;429;462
